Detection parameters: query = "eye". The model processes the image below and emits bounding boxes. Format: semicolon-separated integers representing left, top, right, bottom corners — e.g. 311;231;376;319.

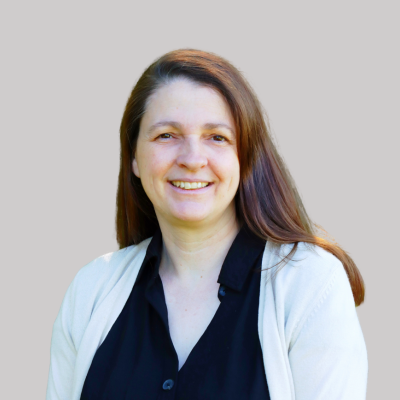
212;135;227;142
157;133;172;139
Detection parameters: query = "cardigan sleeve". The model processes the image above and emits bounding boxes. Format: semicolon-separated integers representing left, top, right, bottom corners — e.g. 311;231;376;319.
45;245;144;400
46;253;108;399
46;277;78;400
46;253;111;400
287;260;368;400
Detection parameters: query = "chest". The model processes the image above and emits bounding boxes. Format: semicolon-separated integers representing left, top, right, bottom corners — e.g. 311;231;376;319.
160;278;222;370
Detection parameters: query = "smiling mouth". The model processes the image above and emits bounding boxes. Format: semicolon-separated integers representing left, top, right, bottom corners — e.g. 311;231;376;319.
170;181;211;190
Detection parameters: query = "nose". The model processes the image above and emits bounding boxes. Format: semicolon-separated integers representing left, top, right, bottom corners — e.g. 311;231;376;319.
176;137;208;171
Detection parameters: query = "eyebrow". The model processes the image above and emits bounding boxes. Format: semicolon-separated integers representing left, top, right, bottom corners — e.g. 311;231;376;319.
146;120;235;136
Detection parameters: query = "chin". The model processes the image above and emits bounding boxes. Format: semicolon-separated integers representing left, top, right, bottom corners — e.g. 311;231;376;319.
172;212;209;222
169;205;211;222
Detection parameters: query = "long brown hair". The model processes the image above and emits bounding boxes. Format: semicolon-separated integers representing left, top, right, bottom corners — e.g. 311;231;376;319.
116;48;365;306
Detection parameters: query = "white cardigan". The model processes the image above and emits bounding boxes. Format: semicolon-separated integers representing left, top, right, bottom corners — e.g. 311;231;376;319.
46;238;368;400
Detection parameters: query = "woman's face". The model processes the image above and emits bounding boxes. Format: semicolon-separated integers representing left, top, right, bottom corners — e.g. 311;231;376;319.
132;78;240;227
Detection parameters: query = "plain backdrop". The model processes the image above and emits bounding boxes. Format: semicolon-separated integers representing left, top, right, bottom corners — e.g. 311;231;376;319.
1;0;398;398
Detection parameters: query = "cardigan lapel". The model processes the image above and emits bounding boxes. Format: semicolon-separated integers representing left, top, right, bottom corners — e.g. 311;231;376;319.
258;240;295;400
71;238;151;400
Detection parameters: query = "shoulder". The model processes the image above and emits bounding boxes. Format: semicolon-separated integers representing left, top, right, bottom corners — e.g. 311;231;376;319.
57;238;152;341
264;241;347;292
263;241;354;341
71;237;152;295
267;241;347;296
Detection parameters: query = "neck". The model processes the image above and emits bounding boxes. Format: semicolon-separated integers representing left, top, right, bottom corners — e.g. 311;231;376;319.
156;211;241;287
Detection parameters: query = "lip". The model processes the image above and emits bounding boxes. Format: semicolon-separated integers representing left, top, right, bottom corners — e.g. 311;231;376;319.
168;181;213;193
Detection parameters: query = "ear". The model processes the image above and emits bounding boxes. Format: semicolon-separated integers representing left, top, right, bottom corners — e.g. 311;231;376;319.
132;157;140;178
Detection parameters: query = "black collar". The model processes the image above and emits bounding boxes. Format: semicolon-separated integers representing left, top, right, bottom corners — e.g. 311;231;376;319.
136;225;266;292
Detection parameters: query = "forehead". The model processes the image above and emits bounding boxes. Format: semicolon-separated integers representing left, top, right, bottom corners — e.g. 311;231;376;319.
140;78;236;131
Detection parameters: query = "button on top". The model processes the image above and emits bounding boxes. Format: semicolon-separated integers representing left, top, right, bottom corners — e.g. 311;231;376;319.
162;379;174;390
219;285;226;296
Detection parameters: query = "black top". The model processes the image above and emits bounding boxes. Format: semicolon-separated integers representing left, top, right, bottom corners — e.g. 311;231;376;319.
80;225;270;400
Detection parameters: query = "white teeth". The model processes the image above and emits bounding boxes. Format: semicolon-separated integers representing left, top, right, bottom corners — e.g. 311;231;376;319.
171;181;210;189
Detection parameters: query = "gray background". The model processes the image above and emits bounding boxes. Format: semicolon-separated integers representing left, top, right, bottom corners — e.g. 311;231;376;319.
1;0;398;398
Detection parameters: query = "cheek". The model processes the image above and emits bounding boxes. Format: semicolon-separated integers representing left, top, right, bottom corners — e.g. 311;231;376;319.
213;152;240;181
208;155;240;196
139;147;172;183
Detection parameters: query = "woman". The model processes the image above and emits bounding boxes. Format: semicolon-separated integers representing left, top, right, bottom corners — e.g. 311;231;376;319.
46;49;368;399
